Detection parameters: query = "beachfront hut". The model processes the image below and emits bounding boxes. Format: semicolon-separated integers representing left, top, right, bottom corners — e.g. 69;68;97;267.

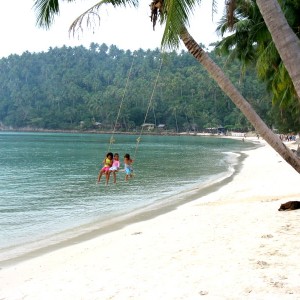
141;123;155;131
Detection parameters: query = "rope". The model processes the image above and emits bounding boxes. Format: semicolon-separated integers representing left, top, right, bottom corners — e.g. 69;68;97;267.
107;56;135;152
132;58;163;161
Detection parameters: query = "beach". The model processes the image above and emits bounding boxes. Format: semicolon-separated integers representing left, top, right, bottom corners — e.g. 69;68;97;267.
0;138;299;299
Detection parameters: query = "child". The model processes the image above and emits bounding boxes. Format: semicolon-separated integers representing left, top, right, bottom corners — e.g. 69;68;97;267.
124;153;134;181
97;152;113;185
108;153;120;184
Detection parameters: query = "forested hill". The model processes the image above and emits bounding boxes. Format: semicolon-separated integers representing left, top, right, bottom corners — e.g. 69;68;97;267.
0;43;271;132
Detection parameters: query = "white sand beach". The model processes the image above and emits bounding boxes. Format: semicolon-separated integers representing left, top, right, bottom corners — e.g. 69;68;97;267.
0;138;299;300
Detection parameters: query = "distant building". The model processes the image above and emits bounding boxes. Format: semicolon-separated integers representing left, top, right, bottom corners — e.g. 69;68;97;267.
141;123;155;131
204;127;225;135
157;124;166;130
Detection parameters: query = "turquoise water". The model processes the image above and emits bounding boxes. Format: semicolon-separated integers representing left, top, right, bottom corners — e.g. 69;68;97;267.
0;132;255;261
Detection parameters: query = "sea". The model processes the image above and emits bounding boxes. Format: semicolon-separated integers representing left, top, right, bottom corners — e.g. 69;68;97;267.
0;131;257;263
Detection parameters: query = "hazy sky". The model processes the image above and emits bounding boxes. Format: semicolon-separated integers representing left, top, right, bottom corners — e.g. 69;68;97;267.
0;0;224;58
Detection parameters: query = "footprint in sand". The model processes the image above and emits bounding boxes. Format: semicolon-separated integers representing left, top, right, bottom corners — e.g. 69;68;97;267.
257;260;269;268
261;234;273;239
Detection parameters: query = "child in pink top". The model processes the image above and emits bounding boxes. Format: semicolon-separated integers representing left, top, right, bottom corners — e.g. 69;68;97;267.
108;153;120;184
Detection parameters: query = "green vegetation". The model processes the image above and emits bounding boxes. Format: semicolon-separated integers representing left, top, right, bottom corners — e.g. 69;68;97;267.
0;44;273;132
216;0;300;133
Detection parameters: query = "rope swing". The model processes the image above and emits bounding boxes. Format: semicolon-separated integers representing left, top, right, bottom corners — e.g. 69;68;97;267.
106;55;163;162
107;56;135;152
132;58;163;161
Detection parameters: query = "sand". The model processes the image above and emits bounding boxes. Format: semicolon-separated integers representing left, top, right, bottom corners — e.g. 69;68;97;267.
0;138;299;300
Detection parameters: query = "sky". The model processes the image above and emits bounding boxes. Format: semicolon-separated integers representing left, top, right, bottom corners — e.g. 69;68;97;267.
0;0;225;59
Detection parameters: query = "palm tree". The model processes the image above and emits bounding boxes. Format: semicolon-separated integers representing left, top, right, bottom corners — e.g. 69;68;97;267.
255;0;300;100
33;0;300;173
223;0;300;102
215;0;300;131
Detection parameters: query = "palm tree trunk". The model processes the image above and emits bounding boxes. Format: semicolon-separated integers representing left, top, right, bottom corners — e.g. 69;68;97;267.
256;0;300;103
180;28;300;174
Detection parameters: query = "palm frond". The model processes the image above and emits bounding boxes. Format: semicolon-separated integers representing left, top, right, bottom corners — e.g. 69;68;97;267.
161;0;201;50
34;0;139;30
69;0;139;36
211;0;218;17
34;0;61;28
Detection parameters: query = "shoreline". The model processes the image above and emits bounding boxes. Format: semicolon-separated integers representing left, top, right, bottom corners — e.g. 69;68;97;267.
1;139;299;299
0;140;253;266
0;127;259;137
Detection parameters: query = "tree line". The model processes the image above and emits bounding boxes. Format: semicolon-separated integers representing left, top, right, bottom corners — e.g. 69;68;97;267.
0;43;281;133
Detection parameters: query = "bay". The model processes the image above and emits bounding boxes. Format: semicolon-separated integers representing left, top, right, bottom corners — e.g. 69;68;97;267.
0;132;255;261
